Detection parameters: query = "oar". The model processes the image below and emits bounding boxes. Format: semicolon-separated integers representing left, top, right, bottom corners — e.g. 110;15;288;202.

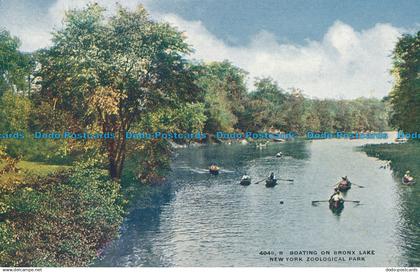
254;178;266;184
343;200;360;203
351;183;365;188
278;178;294;182
312;200;330;204
312;200;361;205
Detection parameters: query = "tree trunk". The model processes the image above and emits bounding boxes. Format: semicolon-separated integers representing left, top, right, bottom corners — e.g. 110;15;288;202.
102;110;130;180
108;157;120;179
106;133;126;180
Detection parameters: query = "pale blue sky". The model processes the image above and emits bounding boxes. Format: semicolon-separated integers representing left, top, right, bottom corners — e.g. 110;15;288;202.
146;0;420;45
1;0;419;48
0;0;418;98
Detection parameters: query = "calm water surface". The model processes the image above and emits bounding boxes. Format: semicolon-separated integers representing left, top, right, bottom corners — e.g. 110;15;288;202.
96;138;419;266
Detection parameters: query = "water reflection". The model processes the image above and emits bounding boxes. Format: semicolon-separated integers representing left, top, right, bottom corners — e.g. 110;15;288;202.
396;183;420;266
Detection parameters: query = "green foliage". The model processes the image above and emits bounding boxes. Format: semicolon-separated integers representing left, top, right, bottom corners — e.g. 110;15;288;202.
0;91;31;132
0;30;32;95
128;102;206;183
389;31;420;132
196;61;248;133
203;79;238;132
0;165;124;266
252;77;286;105
242;78;286;131
0;91;76;163
281;89;307;133
132;139;172;184
138;102;206;136
205;61;248;122
175;103;207;135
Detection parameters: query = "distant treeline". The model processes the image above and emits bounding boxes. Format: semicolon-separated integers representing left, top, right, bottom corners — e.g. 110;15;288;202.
194;63;389;135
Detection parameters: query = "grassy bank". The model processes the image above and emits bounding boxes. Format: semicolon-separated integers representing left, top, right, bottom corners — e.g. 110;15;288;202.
0;162;124;266
0;161;70;192
362;141;420;179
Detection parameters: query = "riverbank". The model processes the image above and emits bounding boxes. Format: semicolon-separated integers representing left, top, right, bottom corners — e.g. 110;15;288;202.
362;141;420;179
0;163;125;266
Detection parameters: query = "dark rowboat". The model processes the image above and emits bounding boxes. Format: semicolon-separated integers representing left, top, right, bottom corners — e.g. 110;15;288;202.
329;198;344;214
240;176;251;186
265;178;277;187
402;177;416;185
209;165;220;175
337;181;351;192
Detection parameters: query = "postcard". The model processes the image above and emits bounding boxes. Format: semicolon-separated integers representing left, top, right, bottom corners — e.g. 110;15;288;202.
0;0;419;271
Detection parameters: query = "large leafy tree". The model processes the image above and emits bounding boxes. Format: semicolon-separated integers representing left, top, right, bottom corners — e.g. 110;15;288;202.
248;77;286;130
36;4;201;179
204;61;248;129
281;89;306;133
196;61;247;133
389;31;420;133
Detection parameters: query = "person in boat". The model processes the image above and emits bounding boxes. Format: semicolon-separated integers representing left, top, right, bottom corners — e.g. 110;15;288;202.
403;171;414;183
241;173;250;180
330;188;343;202
209;163;219;172
269;172;276;181
338;176;350;186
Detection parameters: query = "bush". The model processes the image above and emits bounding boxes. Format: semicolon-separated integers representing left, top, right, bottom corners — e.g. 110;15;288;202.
0;164;124;266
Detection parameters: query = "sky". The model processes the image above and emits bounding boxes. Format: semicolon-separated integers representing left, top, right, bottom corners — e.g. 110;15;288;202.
0;0;419;98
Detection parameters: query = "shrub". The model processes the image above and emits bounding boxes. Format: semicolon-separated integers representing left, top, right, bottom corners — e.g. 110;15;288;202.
0;164;124;266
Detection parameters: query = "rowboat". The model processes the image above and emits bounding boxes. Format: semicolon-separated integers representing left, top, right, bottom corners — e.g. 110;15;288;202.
240;176;251;186
329;198;344;213
337;181;351;192
265;178;277;187
402;177;416;185
209;165;220;175
256;143;268;148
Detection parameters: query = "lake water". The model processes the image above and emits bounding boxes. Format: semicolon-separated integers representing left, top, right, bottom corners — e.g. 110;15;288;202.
95;137;419;267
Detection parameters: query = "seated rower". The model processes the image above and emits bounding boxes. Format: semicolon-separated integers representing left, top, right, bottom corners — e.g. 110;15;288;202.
210;163;218;169
339;176;350;186
241;173;250;180
330;188;343;202
269;172;276;181
209;163;220;175
403;171;414;183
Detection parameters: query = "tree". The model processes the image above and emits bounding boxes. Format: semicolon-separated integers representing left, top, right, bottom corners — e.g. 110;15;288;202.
282;89;306;133
195;61;247;133
244;77;286;131
0;30;32;96
0;91;32;159
204;61;248;129
0;91;31;132
36;4;201;179
389;31;420;133
310;100;335;132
